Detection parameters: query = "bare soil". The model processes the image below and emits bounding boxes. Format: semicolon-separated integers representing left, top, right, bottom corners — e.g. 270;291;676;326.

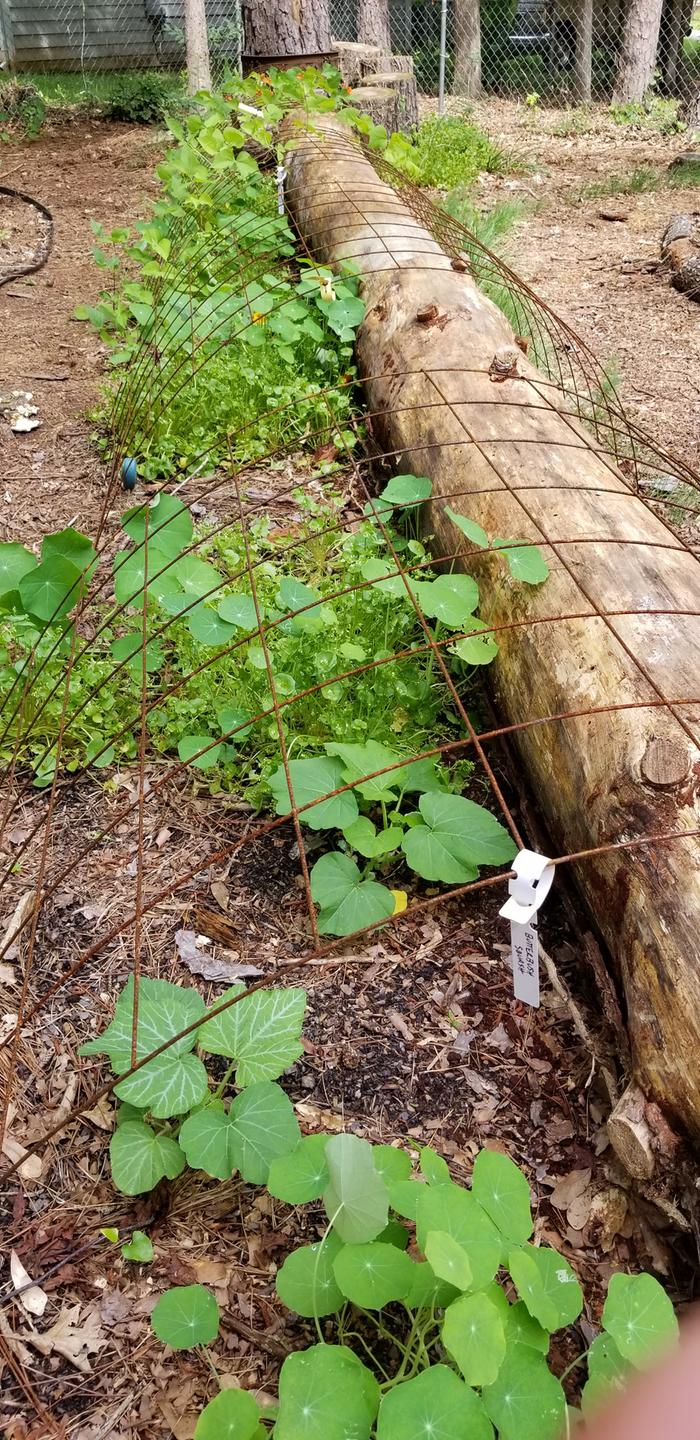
0;112;696;1439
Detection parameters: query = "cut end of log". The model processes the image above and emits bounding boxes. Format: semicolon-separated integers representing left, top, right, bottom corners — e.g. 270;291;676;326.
641;736;691;789
607;1085;656;1179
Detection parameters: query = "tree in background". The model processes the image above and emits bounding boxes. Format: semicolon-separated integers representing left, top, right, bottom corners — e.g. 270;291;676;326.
614;0;665;97
242;0;332;55
185;0;211;91
453;0;483;95
357;0;393;51
572;0;594;101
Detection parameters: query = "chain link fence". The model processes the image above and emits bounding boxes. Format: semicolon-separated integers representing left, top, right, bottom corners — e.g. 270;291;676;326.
0;0;242;82
331;0;700;109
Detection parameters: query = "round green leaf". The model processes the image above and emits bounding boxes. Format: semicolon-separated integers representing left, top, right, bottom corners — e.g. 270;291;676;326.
494;539;550;586
416;1184;501;1290
372;1144;412;1186
171;554;223;598
110;1121;185;1195
276;576;326;633
0;541;35;605
508;1245;583;1331
413;574;479;627
332;1241;415;1309
442;1290;507;1386
267;1134;330;1204
110;632;164;676
602;1272;678;1368
404;1261;459;1311
276;1233;345;1318
276;1344;379;1440
194;1387;261;1440
504;1300;550;1353
323;1133;389;1243
187;605;236;646
121;1230;154;1263
402;792;517;883
472;1148;533;1244
178;734;223;770
19;556;83;622
444;504;489;551
179;1107;238;1180
420;1146;450;1185
450;620;499;666
113;545;180;608
387;1179;426;1220
218;591;257;629
311;851;394;937
378;474;433;508
217;707;253;741
425;1231;473;1291
377;1364;493;1440
378;1220;410;1250
151;1284;219;1350
269;757;359;831
581;1333;631;1416
482;1348;565;1440
123;492;193;557
42;527;98;578
229;1080;301;1183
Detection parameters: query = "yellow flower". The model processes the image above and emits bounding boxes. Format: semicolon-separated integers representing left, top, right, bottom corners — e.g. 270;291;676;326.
319;277;337;303
391;889;408;915
251;310;266;325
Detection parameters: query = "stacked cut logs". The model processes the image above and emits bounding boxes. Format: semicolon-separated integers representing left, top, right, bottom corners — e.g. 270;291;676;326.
335;40;419;134
661;214;700;301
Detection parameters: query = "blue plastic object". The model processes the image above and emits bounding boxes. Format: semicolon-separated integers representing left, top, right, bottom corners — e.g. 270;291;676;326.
121;457;138;491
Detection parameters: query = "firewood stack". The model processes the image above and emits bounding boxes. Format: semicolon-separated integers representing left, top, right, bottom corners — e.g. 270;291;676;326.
661;214;700;302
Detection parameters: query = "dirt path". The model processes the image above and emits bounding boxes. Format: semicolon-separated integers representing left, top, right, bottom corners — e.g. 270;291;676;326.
473;100;700;471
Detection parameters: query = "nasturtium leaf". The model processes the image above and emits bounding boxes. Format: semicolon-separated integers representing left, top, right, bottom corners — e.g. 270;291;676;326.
151;1284;219;1350
416;1184;501;1290
325;740;403;803
332;1241;414;1309
113;545;180;608
0;541;35;606
378;474;433;508
217;592;258;630
420;1146;450;1186
177;734;223;770
472;1148;533;1244
268;756;358;830
42;527;98;581
425;1231;473;1292
80;976;207;1119
121;1230;154;1263
387;1179;426;1220
324;294;366;336
602;1272;678;1368
508;1245;583;1331
360;557;406;598
403;792;517;883
198;986;306;1085
378;1220;410;1250
276;1233;345;1317
405;1261;459;1311
217;707;253;741
267;1134;330;1204
123;492;193;557
581;1333;631;1416
110;632;164;676
276;576;327;633
110;1121;185;1195
323;1133;389;1243
342;816;403;858
482;1347;565;1440
413;574;479;628
187;604;236;647
276;1344;379;1440
450;620;499;666
171;553;222;598
376;1364;493;1440
178;1107;238;1180
229;1081;300;1184
19;557;83;622
444;505;489;551
194;1387;261;1440
505;1300;550;1353
442;1291;507;1386
310;851;394;937
493;538;550;586
372;1144;412;1186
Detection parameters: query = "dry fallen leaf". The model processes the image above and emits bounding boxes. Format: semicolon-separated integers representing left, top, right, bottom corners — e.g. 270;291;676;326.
295;1100;344;1132
388;1009;413;1043
567;1188;594;1231
1;1133;43;1182
210;879;230;912
549;1168;592;1211
0;1012;18;1049
1;891;35;961
10;1250;47;1316
175;928;262;984
27;1304;105;1373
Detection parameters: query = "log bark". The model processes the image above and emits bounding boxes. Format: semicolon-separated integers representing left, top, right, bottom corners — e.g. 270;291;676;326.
242;0;332;56
573;0;594;103
349;85;398;131
364;70;419;131
661;214;700;300
453;0;483;98
334;39;383;86
357;0;392;53
184;0;211;93
286;120;700;1138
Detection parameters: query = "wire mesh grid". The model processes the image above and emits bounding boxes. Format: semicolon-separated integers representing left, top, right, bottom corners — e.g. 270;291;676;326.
0;119;698;1428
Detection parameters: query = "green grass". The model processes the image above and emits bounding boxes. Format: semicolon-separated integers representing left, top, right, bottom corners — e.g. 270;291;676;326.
17;69;185;109
410;115;513;189
576;160;700;202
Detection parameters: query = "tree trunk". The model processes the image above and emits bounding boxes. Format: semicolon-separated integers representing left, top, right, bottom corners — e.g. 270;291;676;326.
185;0;211;93
349;85;399;130
285;118;700;1140
453;0;483;98
573;0;594;102
242;0;332;56
364;70;419;130
614;0;665;101
357;0;392;54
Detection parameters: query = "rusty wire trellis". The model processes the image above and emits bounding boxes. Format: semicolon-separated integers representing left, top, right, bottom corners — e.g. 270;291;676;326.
0;122;699;1399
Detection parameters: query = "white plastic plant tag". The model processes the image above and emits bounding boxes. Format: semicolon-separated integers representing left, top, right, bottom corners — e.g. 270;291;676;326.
499;849;555;1008
276;164;287;216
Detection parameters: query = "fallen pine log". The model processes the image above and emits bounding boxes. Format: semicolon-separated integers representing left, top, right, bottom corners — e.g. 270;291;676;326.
285;120;700;1144
661;215;700;302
